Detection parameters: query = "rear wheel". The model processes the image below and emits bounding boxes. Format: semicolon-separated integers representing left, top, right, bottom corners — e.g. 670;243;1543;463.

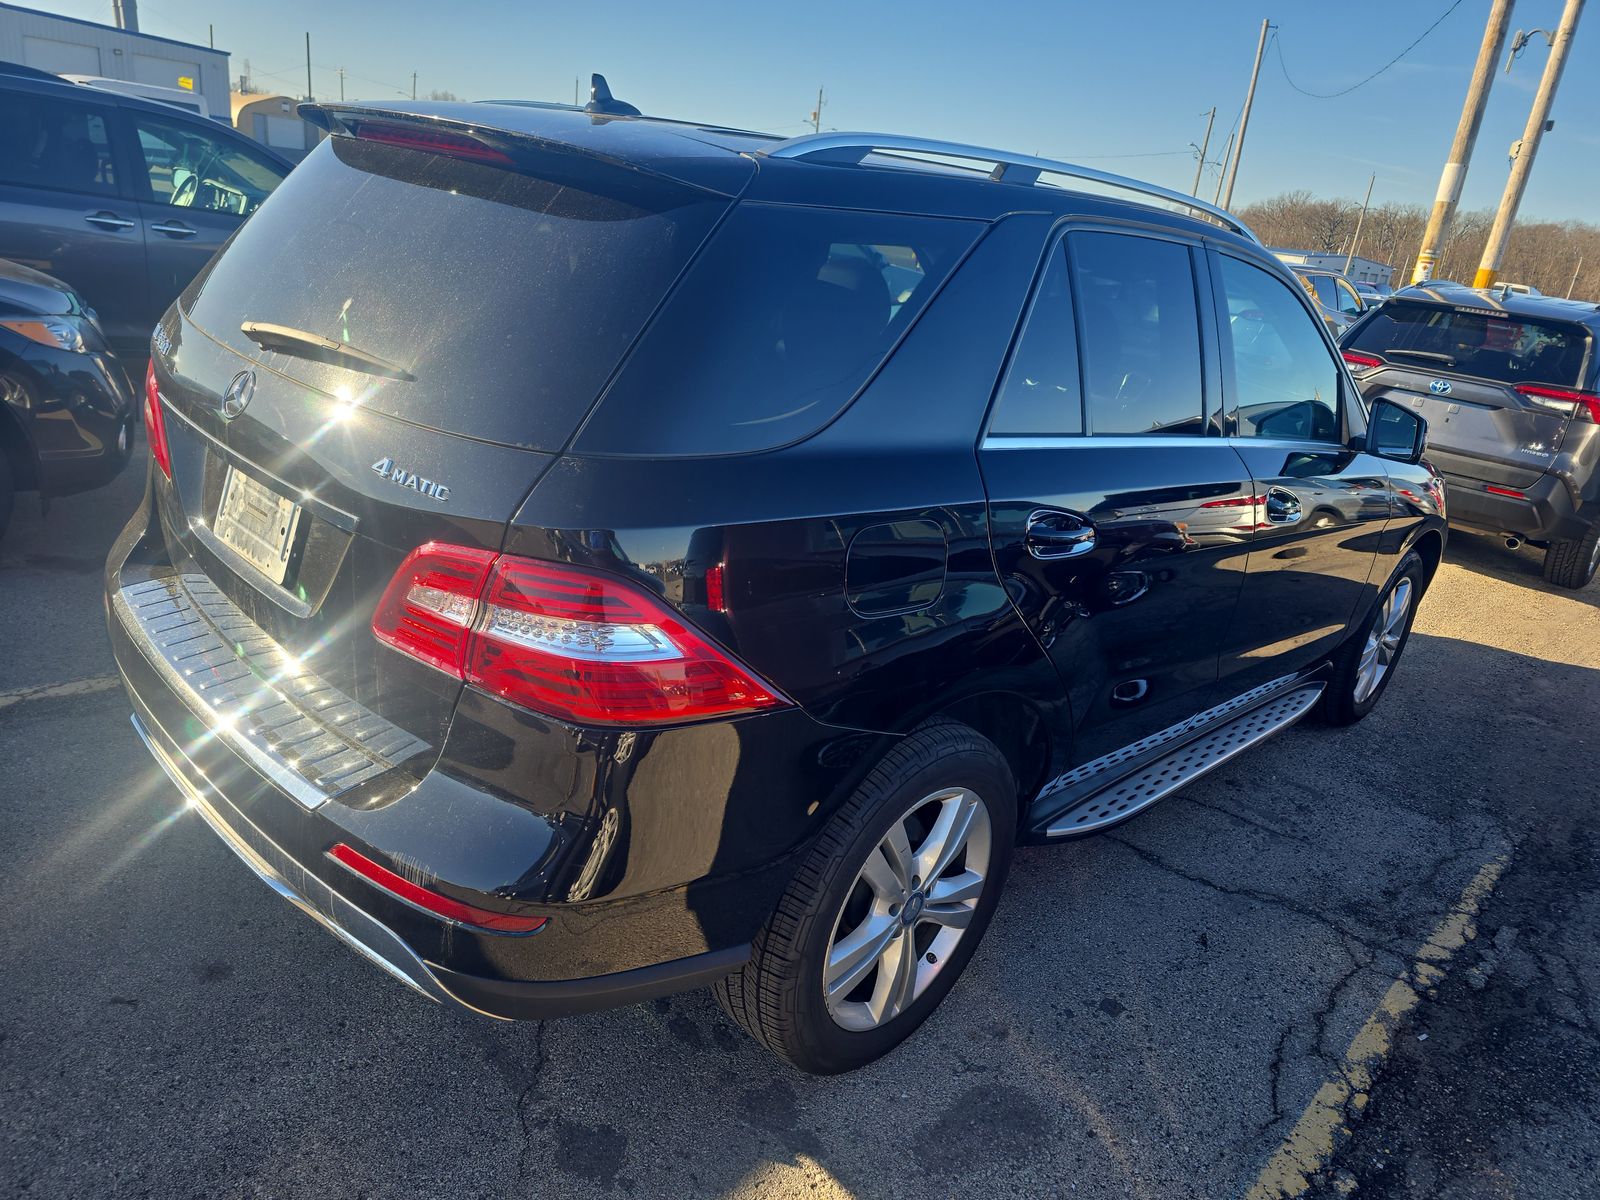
1320;551;1424;726
715;721;1015;1074
1543;524;1600;590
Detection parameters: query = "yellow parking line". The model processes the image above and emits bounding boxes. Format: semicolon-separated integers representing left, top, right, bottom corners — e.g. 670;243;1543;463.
0;674;122;710
1245;854;1509;1200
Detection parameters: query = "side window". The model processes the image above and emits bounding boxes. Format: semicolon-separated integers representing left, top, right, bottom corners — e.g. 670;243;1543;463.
1071;231;1205;436
988;244;1082;436
1217;255;1342;442
1335;279;1364;317
0;94;118;195
130;115;286;217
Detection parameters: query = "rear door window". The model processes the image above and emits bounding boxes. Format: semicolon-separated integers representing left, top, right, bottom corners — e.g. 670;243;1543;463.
181;135;730;451
1069;231;1205;436
575;203;980;456
987;244;1082;437
0;93;118;195
1346;301;1591;388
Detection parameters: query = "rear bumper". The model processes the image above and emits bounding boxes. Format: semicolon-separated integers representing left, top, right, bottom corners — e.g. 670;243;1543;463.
1443;469;1594;544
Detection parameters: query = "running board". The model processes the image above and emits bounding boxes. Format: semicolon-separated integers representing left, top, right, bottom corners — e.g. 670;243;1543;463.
1042;683;1325;838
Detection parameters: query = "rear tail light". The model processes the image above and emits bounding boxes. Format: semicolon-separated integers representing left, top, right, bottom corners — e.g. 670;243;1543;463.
371;546;788;726
327;843;546;933
143;360;172;479
1515;383;1600;424
371;543;498;674
1485;484;1526;498
1342;350;1383;372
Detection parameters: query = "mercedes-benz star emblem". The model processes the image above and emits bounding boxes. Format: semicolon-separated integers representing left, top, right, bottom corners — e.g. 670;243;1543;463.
221;370;255;421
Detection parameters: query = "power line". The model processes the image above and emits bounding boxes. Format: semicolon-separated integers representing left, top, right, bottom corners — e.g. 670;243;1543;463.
1274;0;1465;99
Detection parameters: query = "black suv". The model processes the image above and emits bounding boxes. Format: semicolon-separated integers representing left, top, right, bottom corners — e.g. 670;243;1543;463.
1344;283;1600;588
106;93;1446;1074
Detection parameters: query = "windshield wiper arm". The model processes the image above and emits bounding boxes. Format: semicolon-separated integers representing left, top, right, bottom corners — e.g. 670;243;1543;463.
240;321;416;382
1385;349;1456;365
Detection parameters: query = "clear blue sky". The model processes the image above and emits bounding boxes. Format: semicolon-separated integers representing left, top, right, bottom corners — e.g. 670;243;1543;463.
31;0;1600;222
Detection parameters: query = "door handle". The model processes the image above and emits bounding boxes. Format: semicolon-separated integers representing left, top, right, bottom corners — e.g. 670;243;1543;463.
1025;510;1097;559
85;211;136;230
1265;487;1303;526
149;221;198;238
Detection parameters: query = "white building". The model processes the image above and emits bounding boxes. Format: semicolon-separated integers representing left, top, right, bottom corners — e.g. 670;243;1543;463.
0;2;229;121
1270;249;1396;290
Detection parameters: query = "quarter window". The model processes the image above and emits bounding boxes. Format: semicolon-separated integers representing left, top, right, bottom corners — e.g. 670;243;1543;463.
1070;232;1205;436
1217;255;1342;442
0;94;118;195
130;115;286;217
988;244;1082;436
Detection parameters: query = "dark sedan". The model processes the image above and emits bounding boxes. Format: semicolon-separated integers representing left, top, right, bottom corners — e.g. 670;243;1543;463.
0;257;135;535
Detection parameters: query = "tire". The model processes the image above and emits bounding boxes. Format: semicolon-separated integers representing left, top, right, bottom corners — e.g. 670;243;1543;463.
1319;550;1425;727
1542;523;1600;590
715;720;1016;1074
0;451;13;541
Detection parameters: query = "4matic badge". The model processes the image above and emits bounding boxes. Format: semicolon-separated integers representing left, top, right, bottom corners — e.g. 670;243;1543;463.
371;457;450;502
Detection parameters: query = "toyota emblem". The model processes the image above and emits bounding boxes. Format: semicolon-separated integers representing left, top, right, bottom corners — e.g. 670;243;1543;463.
221;370;255;421
1428;379;1452;396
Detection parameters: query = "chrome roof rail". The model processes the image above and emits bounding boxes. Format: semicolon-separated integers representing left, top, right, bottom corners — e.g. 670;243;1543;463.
759;132;1259;243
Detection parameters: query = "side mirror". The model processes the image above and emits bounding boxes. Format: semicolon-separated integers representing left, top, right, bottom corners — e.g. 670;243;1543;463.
1368;397;1428;464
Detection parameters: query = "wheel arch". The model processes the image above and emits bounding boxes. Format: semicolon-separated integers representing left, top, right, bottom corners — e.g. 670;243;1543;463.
0;381;38;492
1409;526;1444;587
925;690;1053;818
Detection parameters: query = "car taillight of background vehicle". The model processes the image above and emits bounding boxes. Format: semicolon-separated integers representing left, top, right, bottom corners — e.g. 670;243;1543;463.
1342;350;1383;372
143;360;172;479
371;544;789;726
1516;383;1600;424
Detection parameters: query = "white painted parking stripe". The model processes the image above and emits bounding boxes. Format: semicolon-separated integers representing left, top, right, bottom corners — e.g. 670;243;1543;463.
1246;854;1510;1199
0;674;122;711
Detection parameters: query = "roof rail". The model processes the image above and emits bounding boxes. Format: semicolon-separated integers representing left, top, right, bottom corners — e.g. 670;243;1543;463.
759;132;1259;243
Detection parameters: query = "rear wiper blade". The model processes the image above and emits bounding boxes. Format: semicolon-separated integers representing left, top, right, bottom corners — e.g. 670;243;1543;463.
240;321;416;382
1385;349;1456;365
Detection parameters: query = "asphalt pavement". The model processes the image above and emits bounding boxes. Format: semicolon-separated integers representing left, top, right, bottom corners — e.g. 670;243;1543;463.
1;449;1597;1199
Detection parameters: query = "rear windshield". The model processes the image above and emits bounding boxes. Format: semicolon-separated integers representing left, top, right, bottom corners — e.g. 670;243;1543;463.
574;203;982;456
181;135;729;450
1347;300;1591;388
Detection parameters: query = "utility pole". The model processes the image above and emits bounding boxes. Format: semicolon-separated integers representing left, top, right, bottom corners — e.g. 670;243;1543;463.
810;86;825;133
337;66;345;102
1475;0;1584;289
208;23;213;49
1344;174;1375;274
411;72;417;101
305;33;313;101
112;0;138;33
1191;107;1217;197
1411;0;1515;283
574;77;580;106
1219;19;1271;211
1568;256;1584;299
1212;129;1236;206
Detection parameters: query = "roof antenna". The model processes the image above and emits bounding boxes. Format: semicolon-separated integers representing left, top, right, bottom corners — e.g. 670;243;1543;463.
586;74;640;117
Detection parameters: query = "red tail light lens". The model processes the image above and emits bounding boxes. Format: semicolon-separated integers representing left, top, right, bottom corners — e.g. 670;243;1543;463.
328;843;546;933
372;546;789;726
468;557;786;725
144;360;172;479
1515;383;1600;424
371;543;497;674
1342;350;1383;371
1485;484;1526;498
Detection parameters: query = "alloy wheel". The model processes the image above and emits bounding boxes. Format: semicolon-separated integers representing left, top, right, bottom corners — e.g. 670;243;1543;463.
822;787;992;1032
1353;577;1413;704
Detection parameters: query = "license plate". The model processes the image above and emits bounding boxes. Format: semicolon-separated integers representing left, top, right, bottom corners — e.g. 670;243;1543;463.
214;466;303;585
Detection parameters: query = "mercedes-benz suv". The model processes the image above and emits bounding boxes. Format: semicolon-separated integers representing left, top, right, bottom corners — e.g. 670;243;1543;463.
107;87;1446;1074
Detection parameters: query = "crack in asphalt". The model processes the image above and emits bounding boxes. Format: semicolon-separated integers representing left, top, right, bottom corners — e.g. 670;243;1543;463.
514;1021;550;1186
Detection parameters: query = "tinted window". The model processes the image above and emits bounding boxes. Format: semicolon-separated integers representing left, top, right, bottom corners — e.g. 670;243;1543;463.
1304;273;1337;309
577;204;979;456
0;93;117;195
1071;232;1204;435
988;244;1081;436
1334;279;1364;316
1346;300;1591;388
1218;255;1341;442
183;136;728;451
130;114;286;216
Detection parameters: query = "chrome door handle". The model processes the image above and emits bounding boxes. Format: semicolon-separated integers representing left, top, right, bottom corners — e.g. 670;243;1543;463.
1025;510;1097;559
1265;487;1303;525
85;212;136;230
150;222;197;238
